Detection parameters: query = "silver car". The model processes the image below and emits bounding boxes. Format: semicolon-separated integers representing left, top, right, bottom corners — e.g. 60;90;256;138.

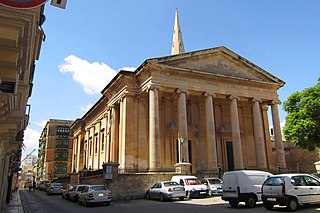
146;181;186;201
78;185;112;207
201;178;223;196
46;183;63;195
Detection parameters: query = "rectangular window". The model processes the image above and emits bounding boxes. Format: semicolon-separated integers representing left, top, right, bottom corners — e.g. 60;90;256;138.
54;164;67;174
89;139;92;156
54;152;68;161
56;126;70;135
95;136;98;154
55;139;69;148
101;133;105;151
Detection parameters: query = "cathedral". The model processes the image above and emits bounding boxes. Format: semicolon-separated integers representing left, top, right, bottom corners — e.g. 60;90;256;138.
71;10;286;176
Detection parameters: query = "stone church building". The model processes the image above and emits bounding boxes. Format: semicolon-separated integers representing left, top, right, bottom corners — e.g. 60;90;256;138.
71;10;287;176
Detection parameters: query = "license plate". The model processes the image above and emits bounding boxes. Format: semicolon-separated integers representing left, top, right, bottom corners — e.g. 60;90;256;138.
267;198;276;201
98;193;104;196
200;192;206;194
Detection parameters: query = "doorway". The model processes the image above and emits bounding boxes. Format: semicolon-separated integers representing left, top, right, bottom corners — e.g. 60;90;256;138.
226;141;234;171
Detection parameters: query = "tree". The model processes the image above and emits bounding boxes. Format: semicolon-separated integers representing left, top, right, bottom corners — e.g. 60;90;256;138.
283;78;320;151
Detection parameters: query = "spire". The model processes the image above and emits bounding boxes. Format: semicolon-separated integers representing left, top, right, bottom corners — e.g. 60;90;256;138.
171;9;185;55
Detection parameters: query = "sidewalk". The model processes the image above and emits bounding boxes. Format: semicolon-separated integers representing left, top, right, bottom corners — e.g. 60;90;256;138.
2;190;24;213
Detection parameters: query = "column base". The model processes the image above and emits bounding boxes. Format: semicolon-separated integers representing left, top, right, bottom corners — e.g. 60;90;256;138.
175;162;191;175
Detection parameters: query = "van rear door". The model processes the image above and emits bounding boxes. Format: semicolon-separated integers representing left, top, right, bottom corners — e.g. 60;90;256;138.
223;173;238;198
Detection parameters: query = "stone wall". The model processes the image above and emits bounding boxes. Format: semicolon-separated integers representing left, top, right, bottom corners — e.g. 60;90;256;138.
107;173;175;200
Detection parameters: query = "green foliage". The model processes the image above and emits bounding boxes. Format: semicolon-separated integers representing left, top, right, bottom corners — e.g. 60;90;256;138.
283;78;320;151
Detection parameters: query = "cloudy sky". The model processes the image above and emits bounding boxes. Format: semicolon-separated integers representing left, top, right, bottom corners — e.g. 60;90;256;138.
22;0;320;159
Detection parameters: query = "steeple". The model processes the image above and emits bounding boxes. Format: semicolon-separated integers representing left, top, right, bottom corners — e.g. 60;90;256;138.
171;9;185;55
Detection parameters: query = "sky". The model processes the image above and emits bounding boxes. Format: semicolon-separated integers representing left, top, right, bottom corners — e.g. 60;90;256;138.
22;0;320;160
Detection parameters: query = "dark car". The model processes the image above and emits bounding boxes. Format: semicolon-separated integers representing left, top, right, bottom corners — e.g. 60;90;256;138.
62;184;74;200
69;185;88;202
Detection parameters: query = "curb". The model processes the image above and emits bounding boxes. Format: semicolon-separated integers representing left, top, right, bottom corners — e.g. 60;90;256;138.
19;191;31;213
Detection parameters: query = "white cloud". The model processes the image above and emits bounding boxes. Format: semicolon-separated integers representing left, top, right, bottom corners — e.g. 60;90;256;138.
59;55;117;95
120;67;136;72
22;127;41;159
34;120;47;128
81;104;94;112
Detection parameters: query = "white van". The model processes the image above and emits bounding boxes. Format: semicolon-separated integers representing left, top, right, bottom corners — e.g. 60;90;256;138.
171;175;208;198
222;170;272;208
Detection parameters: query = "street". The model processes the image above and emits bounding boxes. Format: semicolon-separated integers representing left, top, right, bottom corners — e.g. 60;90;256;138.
20;189;320;213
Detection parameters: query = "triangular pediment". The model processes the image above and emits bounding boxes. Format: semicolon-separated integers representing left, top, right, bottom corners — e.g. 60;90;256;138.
153;46;284;85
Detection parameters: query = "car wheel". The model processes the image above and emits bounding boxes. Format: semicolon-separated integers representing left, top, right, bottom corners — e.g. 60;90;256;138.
245;195;256;208
229;200;239;207
160;193;164;202
186;191;190;199
287;198;298;212
179;197;184;201
105;201;111;206
146;192;150;200
263;202;274;210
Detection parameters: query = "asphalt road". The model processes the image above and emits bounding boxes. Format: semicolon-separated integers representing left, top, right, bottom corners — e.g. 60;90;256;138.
20;189;320;213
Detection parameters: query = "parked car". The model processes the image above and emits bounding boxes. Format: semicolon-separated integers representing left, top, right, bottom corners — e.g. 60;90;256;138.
146;181;186;201
201;178;223;196
69;185;88;202
62;184;74;200
78;185;112;207
222;170;272;208
171;175;208;199
46;183;63;195
262;173;320;211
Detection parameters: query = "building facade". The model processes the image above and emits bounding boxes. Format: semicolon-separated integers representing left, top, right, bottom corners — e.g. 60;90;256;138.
0;3;44;210
36;119;74;182
71;11;287;176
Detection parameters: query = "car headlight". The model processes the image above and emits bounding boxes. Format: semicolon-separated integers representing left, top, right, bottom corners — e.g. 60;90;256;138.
211;186;217;190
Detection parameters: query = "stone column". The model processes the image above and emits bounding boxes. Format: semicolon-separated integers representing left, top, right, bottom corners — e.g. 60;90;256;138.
110;106;117;162
177;89;189;163
149;85;160;171
204;92;218;172
270;100;287;169
229;95;244;170
252;98;267;170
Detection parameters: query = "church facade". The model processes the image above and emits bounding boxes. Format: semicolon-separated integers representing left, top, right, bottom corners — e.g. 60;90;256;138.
71;11;287;176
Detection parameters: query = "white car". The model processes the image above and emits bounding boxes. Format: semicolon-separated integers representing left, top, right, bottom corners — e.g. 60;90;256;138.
201;178;223;196
171;175;208;198
262;174;320;211
78;185;112;207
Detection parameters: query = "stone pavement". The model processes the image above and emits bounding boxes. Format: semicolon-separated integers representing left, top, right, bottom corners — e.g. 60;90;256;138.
2;190;24;213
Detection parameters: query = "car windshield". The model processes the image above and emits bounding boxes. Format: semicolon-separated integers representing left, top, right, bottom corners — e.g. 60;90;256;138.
91;185;107;191
51;183;62;187
77;186;86;191
164;182;179;187
208;179;222;184
185;178;200;185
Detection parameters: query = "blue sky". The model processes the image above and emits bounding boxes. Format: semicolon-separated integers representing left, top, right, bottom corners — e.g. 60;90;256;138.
22;0;320;159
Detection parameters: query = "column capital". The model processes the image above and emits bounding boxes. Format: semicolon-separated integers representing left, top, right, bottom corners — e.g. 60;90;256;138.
203;92;216;98
227;95;240;101
261;104;269;111
250;98;262;103
146;83;161;92
270;99;282;105
176;88;188;94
